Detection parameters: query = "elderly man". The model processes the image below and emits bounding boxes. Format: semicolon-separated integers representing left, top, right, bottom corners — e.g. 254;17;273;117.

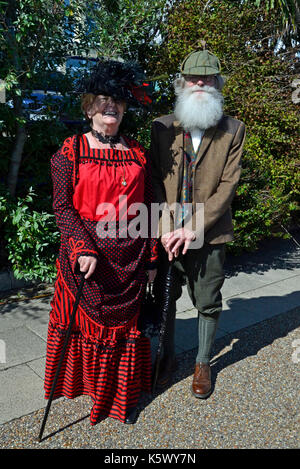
150;47;246;398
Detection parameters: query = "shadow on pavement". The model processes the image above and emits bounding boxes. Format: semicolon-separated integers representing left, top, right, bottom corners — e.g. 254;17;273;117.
138;304;300;418
224;235;300;277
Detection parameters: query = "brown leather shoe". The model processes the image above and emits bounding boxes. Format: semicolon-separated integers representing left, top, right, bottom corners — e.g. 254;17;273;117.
191;363;212;399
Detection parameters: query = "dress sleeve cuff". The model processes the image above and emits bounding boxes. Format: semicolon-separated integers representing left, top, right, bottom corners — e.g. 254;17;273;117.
68;237;98;272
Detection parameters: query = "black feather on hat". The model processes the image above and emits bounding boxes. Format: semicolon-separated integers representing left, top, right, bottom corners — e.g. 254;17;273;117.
77;58;152;108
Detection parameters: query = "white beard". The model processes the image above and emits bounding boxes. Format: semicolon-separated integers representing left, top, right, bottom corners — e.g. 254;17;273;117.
174;83;224;131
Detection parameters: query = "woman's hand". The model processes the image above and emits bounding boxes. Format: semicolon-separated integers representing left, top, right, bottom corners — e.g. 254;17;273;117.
147;269;157;284
78;256;97;279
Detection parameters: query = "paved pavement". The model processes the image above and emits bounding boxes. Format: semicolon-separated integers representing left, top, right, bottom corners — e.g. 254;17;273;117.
0;236;299;449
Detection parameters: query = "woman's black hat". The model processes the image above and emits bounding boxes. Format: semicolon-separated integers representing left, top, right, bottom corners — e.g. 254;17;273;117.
78;58;152;108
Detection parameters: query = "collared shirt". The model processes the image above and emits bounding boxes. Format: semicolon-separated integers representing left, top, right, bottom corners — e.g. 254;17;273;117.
190;128;204;153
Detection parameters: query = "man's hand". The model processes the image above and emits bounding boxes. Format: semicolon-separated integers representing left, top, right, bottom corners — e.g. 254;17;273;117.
78;256;97;279
161;232;177;261
162;228;196;260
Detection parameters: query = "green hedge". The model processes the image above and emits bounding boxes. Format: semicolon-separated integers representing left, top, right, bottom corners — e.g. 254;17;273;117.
0;186;60;282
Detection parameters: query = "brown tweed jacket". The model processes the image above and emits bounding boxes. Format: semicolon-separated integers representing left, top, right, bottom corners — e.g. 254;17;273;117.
150;113;246;244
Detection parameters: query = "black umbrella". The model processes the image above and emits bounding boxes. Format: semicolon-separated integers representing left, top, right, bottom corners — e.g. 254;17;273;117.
38;272;85;442
151;257;176;394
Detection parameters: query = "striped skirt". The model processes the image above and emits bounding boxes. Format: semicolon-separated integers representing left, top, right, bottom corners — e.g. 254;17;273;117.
44;266;151;425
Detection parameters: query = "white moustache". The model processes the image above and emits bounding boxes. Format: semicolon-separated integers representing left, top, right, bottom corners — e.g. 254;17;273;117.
188;85;215;94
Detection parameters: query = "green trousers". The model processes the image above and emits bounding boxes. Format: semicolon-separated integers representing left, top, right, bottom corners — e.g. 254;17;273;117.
154;242;226;364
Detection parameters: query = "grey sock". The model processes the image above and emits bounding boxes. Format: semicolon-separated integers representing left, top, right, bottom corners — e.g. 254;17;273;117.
196;311;220;364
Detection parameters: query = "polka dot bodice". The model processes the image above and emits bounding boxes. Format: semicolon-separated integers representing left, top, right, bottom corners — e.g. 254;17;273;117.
50;134;158;326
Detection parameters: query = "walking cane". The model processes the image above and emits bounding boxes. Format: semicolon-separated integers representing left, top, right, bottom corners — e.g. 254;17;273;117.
152;257;175;394
38;272;85;442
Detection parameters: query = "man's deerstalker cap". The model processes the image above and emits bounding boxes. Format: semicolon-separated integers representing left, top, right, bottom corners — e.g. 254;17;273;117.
180;49;221;76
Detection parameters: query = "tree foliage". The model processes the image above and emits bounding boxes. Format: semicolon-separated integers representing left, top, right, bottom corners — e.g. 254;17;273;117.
242;0;300;42
86;0;168;63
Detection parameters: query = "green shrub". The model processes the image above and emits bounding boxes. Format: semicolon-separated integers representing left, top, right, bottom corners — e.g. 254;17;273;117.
0;186;60;282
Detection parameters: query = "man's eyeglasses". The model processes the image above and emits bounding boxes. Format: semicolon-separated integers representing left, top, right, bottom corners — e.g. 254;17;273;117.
184;75;216;84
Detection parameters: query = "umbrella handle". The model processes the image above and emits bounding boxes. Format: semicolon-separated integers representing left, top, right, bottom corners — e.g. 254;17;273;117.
38;272;85;442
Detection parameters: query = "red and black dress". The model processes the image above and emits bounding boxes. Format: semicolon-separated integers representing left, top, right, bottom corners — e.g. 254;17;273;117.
44;134;158;424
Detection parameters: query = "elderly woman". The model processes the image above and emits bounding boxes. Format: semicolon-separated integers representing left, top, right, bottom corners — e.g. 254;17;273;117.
44;60;158;425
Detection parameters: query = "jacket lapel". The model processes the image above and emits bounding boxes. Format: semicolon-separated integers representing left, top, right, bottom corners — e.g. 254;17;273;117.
172;120;184;202
195;123;219;167
172;119;183;161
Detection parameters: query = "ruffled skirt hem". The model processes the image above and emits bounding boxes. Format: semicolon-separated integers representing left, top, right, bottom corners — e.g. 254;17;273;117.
44;266;152;425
